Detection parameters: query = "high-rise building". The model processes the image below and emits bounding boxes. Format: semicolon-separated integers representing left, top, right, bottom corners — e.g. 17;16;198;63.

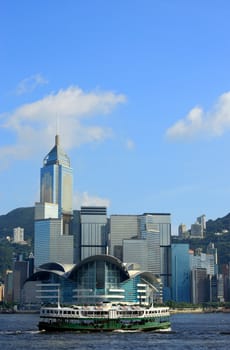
190;215;206;239
206;242;218;274
190;243;221;303
40;134;73;232
142;213;171;301
13;227;24;243
13;260;29;304
197;214;206;231
190;222;203;238
191;268;209;303
110;215;140;261
140;214;161;275
123;239;148;271
4;270;13;303
171;243;191;302
34;135;74;268
178;223;187;238
0;283;4;303
110;212;171;301
222;263;230;302
80;206;108;260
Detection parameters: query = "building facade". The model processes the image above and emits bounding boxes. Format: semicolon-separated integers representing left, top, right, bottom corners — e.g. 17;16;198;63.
171;243;191;302
110;213;171;301
110;215;140;261
80;206;108;260
24;255;163;306
13;227;24;243
34;135;74;268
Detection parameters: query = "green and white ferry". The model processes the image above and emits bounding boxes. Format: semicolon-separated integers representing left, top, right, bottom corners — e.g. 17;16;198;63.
38;303;170;332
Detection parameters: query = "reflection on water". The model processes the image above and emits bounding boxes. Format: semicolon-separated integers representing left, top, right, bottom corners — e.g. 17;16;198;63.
0;312;230;349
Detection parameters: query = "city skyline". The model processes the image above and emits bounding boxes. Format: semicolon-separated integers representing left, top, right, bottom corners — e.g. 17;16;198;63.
1;1;230;233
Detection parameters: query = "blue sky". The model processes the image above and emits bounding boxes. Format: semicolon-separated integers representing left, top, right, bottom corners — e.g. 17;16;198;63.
1;0;230;233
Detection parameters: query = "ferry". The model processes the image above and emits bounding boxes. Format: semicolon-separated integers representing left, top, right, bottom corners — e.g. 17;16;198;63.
38;303;170;332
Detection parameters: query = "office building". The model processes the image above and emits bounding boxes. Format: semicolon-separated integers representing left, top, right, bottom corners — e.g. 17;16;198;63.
190;222;203;238
123;239;148;271
13;227;24;243
142;213;171;300
190;243;220;303
191;268;209;303
140;214;161;275
80;206;108;260
40;134;73;231
222;263;230;302
0;283;4;302
171;243;191;302
206;242;218;274
34;135;74;268
4;270;13;303
197;214;206;231
178;223;187;238
110;215;140;261
13;260;29;304
110;212;171;301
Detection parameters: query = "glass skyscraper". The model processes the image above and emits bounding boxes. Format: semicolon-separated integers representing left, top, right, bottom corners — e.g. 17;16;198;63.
34;135;74;268
171;243;191;302
40;134;73;233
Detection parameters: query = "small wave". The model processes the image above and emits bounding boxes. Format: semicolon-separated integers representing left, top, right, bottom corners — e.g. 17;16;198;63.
25;330;43;334
0;329;41;336
113;329;142;333
153;327;172;333
0;330;22;335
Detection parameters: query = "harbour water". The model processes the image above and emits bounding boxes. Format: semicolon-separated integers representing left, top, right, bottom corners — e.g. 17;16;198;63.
0;312;230;349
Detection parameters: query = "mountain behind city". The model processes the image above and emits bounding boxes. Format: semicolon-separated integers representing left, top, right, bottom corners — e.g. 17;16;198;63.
0;207;230;265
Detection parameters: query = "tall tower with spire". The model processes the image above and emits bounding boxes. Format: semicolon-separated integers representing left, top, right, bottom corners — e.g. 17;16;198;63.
34;135;74;268
40;134;73;234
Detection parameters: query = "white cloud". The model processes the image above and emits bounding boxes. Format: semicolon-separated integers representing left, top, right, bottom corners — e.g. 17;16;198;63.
16;74;48;95
166;91;230;141
74;191;110;209
125;138;135;150
0;86;126;163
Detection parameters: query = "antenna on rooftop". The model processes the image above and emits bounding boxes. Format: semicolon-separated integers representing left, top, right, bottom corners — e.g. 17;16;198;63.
55;114;60;146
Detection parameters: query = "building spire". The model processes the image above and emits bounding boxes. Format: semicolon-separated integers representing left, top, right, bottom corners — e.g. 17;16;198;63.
55;114;60;146
55;134;60;146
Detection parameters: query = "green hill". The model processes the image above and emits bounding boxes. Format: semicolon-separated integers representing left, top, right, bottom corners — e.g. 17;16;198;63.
0;207;34;241
206;213;230;234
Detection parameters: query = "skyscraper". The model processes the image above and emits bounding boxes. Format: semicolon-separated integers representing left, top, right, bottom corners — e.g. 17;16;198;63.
110;215;140;260
34;135;74;268
80;206;108;260
171;243;191;302
110;212;172;301
40;134;73;234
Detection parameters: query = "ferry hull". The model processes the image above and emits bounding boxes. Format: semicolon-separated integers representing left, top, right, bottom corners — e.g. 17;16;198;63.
38;319;171;332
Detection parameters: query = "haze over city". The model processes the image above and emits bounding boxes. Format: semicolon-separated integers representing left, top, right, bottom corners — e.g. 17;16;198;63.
1;1;230;234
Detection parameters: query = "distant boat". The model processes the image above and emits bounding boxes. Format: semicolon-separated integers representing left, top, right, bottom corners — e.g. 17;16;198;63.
38;303;170;332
